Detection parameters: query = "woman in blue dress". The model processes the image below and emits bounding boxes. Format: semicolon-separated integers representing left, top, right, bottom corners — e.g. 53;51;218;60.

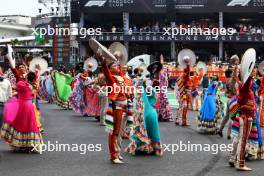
198;79;223;134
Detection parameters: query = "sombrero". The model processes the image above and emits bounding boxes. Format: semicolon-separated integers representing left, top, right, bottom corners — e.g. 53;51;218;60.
108;42;128;66
147;61;163;74
89;38;117;64
196;61;207;75
177;49;196;68
84;57;98;72
240;48;256;83
29;57;48;76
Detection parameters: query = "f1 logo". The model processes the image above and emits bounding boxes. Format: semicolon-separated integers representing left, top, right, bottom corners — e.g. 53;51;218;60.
227;0;251;6
85;0;107;7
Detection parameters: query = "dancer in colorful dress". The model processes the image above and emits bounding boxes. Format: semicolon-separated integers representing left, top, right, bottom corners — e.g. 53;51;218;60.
5;46;44;133
126;67;162;156
157;67;173;122
229;49;257;171
229;76;255;170
229;75;264;168
83;78;100;118
1;50;43;152
244;73;264;160
38;71;54;103
52;67;73;109
69;62;93;116
83;59;101;118
96;52;133;164
175;57;191;126
218;56;241;139
197;78;224;134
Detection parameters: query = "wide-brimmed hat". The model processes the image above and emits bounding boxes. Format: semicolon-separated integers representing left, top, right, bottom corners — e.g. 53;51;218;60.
108;42;128;66
29;57;48;75
240;48;256;83
84;57;98;72
147;61;163;74
196;61;207;75
177;49;196;68
89;38;117;64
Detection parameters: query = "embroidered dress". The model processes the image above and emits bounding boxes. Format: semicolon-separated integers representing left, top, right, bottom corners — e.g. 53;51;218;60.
126;84;162;155
69;74;90;116
83;86;100;117
232;112;264;160
198;82;219;133
1;81;43;147
125;81;153;154
158;70;173;122
38;76;54;103
231;81;264;160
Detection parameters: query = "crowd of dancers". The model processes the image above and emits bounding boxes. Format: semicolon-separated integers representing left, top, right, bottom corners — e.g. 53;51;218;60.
0;42;264;171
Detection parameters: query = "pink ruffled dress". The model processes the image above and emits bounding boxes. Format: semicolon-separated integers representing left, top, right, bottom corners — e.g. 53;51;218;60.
1;80;43;147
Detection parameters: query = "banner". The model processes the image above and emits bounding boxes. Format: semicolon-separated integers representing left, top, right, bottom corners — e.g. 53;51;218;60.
79;0;264;13
78;33;264;42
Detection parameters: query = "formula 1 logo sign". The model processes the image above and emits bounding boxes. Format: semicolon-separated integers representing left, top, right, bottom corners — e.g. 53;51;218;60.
227;0;251;6
85;0;107;7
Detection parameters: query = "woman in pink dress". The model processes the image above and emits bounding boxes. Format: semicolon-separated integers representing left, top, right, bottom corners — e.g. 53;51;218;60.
1;79;44;152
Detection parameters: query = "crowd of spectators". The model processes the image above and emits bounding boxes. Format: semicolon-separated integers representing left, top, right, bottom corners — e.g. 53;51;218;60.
228;24;264;35
97;20;264;35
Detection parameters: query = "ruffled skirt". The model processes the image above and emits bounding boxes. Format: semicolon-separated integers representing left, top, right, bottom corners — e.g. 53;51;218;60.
84;87;100;117
1;97;43;147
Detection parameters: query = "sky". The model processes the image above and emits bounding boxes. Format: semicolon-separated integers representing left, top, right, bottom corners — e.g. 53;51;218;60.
0;0;49;16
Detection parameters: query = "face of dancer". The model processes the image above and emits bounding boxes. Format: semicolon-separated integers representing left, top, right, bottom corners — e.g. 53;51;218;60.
137;67;144;77
234;59;239;65
122;66;127;74
18;64;27;74
110;63;120;75
251;68;257;78
82;70;89;77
